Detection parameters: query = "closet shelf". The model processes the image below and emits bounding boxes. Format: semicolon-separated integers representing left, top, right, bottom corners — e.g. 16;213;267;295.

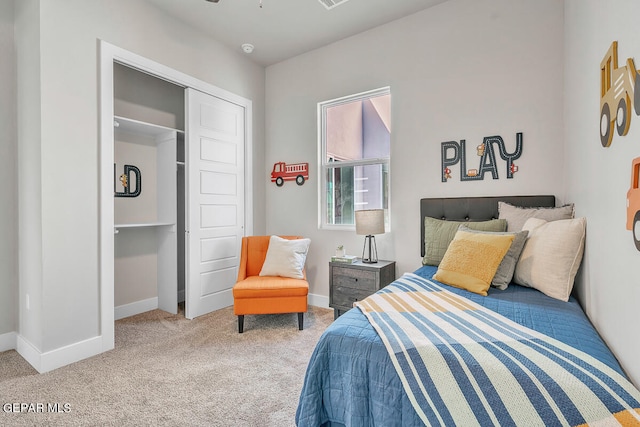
114;222;176;233
114;115;184;136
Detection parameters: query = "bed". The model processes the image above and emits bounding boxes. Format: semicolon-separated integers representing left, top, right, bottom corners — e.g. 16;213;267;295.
296;196;640;427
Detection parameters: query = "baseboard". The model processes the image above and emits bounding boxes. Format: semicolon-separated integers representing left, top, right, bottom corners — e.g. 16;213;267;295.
0;331;17;352
17;334;103;373
308;293;329;309
115;297;158;320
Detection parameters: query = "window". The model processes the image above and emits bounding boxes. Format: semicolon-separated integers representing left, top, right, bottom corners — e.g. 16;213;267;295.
319;87;390;229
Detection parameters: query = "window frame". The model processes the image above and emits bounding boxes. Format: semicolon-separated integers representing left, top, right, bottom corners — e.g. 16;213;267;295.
317;86;391;231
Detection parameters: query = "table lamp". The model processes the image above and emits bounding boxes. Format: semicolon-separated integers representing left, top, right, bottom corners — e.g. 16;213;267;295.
355;209;385;263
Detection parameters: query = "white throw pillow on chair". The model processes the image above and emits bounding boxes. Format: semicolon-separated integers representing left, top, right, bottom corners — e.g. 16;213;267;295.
259;235;311;279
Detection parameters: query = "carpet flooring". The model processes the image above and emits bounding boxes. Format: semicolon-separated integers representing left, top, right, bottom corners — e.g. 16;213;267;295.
0;305;334;426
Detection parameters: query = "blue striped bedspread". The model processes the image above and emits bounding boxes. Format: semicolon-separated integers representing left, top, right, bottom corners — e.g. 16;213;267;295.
354;273;640;426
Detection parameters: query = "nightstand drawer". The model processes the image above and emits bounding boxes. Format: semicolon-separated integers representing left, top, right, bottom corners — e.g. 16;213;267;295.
332;267;377;291
331;285;374;308
329;260;395;319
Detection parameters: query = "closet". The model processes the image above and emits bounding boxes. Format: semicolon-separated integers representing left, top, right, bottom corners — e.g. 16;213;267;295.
113;63;185;318
111;60;247;320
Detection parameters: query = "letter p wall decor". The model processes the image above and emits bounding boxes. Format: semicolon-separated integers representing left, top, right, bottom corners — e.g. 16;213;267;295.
114;164;142;198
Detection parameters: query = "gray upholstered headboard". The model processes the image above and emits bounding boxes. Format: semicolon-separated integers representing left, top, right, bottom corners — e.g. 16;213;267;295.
420;195;555;257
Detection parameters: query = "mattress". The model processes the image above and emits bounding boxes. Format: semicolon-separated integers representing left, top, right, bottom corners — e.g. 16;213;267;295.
295;265;626;427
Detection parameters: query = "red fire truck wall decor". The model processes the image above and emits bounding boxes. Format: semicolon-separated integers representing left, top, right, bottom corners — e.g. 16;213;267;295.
271;162;309;187
600;41;640;147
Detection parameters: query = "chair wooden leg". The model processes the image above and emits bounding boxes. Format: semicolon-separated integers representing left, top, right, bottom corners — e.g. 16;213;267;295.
298;312;304;330
238;315;244;333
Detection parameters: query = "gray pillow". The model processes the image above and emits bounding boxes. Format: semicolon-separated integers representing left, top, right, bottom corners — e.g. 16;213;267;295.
422;217;507;266
458;225;529;290
498;202;574;232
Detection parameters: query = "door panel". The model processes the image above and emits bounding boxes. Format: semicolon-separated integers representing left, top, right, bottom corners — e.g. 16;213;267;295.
201;139;237;164
201;171;237;196
186;88;244;319
201;236;237;262
201;268;238;295
201;204;237;228
200;104;238;134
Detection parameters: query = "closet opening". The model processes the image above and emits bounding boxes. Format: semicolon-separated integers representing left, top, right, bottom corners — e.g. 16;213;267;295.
99;41;253;354
113;63;186;320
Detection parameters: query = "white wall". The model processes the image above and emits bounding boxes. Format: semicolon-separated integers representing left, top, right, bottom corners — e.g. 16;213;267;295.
15;0;44;351
565;0;640;386
14;0;265;357
265;0;565;299
0;0;17;339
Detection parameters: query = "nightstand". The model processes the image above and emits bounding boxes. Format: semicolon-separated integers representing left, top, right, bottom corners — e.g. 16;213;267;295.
329;259;396;319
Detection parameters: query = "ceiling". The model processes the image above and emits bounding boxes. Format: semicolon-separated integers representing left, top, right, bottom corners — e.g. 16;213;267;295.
144;0;447;66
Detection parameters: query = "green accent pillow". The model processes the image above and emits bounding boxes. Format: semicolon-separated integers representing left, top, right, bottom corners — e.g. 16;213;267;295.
433;229;514;296
458;225;529;290
422;217;507;266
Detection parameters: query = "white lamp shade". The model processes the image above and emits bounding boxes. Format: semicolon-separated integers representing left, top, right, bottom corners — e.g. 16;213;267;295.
355;209;385;235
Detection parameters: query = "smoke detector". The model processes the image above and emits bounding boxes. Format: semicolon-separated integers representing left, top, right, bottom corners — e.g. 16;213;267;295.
241;43;254;54
317;0;350;10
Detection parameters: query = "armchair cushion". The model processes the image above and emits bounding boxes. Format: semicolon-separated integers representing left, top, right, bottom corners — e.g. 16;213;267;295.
233;276;309;299
259;235;310;279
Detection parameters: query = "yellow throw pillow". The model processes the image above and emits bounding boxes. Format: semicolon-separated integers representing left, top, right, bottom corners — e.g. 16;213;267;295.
434;229;514;296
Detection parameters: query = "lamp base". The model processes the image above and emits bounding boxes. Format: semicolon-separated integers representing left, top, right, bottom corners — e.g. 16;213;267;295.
361;235;378;263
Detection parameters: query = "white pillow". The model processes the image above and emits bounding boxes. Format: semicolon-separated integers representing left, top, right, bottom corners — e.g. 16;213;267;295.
513;217;586;301
259;236;311;279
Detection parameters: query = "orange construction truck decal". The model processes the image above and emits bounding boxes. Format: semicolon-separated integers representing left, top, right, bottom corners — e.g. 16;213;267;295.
599;41;640;147
627;157;640;251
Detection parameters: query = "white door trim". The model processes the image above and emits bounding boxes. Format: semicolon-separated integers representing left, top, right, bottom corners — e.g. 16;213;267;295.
98;40;253;352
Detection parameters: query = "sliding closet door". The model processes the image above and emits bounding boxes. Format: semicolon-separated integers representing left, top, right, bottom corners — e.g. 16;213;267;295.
185;88;245;319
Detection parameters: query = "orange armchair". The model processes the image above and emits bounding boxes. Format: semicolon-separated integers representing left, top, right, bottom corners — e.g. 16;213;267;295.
232;236;309;333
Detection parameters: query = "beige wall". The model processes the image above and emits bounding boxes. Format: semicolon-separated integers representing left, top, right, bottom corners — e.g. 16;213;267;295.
0;0;17;339
565;0;640;386
14;0;265;354
265;0;565;300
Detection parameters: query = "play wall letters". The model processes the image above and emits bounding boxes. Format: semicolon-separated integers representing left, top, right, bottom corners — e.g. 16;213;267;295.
441;133;523;182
